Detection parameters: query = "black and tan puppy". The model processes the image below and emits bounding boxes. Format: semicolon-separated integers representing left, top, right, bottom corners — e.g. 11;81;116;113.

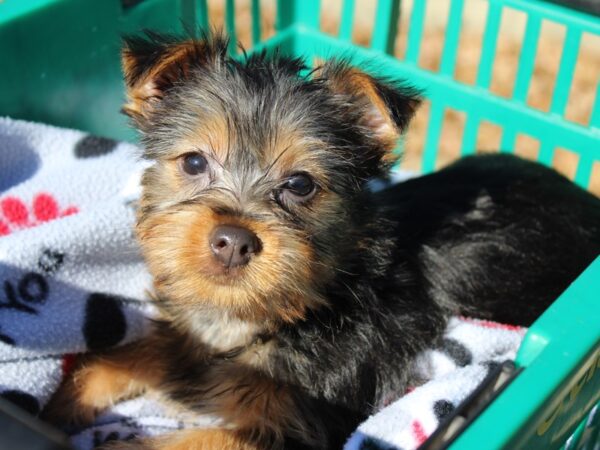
44;33;600;449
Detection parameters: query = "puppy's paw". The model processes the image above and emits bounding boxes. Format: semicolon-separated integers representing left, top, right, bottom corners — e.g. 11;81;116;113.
98;429;263;450
42;356;145;428
97;440;154;450
41;366;107;427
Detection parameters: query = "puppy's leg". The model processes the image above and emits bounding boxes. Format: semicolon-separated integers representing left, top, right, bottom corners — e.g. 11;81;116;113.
42;335;167;426
132;366;338;450
99;429;261;450
96;369;322;450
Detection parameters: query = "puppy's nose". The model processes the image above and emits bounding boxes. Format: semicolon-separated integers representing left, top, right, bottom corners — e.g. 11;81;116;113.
209;225;261;268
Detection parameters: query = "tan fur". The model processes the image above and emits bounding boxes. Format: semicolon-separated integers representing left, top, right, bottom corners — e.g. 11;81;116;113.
101;429;262;450
45;326;314;450
179;117;235;169
136;202;322;324
134;121;341;326
122;40;208;121
43;340;166;426
321;67;404;157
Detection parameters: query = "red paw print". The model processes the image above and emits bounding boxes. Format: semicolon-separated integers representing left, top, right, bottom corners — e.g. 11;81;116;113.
0;193;79;236
61;353;77;378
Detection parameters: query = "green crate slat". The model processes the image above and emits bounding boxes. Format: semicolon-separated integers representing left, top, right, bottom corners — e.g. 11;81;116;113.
371;0;400;55
180;0;195;35
578;405;600;449
550;29;581;117
476;1;502;89
513;13;541;103
500;127;516;152
502;0;600;34
251;0;261;45
562;415;587;450
460;114;479;156
0;0;53;24
226;0;237;54
339;0;355;42
275;0;320;31
423;103;445;172
538;141;555;166
592;84;600;129
198;0;209;31
404;0;426;64
179;0;210;36
439;0;464;77
574;156;593;187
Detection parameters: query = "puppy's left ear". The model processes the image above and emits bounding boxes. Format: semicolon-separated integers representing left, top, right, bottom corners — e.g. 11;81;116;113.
320;63;422;153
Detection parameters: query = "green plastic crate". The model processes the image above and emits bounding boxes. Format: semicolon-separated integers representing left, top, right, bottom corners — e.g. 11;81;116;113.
0;1;599;449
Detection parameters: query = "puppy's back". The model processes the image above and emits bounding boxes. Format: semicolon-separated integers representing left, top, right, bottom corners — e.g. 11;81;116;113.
378;154;600;325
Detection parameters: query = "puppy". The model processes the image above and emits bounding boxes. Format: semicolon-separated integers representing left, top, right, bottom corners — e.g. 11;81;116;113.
43;33;600;449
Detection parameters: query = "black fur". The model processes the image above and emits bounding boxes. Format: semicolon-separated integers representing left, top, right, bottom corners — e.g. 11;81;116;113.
275;152;599;437
269;155;600;447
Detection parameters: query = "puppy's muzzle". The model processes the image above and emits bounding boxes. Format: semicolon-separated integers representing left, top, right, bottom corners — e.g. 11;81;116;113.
210;225;262;268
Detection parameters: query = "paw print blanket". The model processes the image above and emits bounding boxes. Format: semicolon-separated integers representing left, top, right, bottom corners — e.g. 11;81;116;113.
0;117;527;450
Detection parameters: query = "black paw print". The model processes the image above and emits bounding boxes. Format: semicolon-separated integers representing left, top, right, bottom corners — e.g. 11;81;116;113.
93;429;136;448
83;293;127;351
0;249;63;315
0;250;64;346
37;249;64;275
0;272;48;314
74;135;118;159
0;328;15;345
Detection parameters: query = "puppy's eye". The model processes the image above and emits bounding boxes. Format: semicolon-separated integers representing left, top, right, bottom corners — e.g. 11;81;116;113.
277;173;317;204
285;173;314;196
180;153;208;176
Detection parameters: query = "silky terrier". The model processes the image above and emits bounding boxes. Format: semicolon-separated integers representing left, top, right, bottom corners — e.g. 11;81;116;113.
44;32;600;450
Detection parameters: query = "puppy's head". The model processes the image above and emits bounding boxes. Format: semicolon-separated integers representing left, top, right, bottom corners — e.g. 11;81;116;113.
124;32;421;325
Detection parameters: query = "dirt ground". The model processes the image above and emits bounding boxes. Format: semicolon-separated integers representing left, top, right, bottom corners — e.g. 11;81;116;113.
207;0;600;195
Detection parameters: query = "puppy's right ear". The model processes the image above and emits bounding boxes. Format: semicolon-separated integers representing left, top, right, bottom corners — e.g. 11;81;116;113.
121;32;226;127
317;61;421;162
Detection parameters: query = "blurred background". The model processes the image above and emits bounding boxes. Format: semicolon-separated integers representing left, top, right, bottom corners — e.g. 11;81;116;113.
1;0;598;193
206;0;600;192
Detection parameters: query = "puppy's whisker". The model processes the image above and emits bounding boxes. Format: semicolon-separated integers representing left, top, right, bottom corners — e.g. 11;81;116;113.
206;137;225;170
341;282;365;308
257;144;294;184
311;260;357;276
